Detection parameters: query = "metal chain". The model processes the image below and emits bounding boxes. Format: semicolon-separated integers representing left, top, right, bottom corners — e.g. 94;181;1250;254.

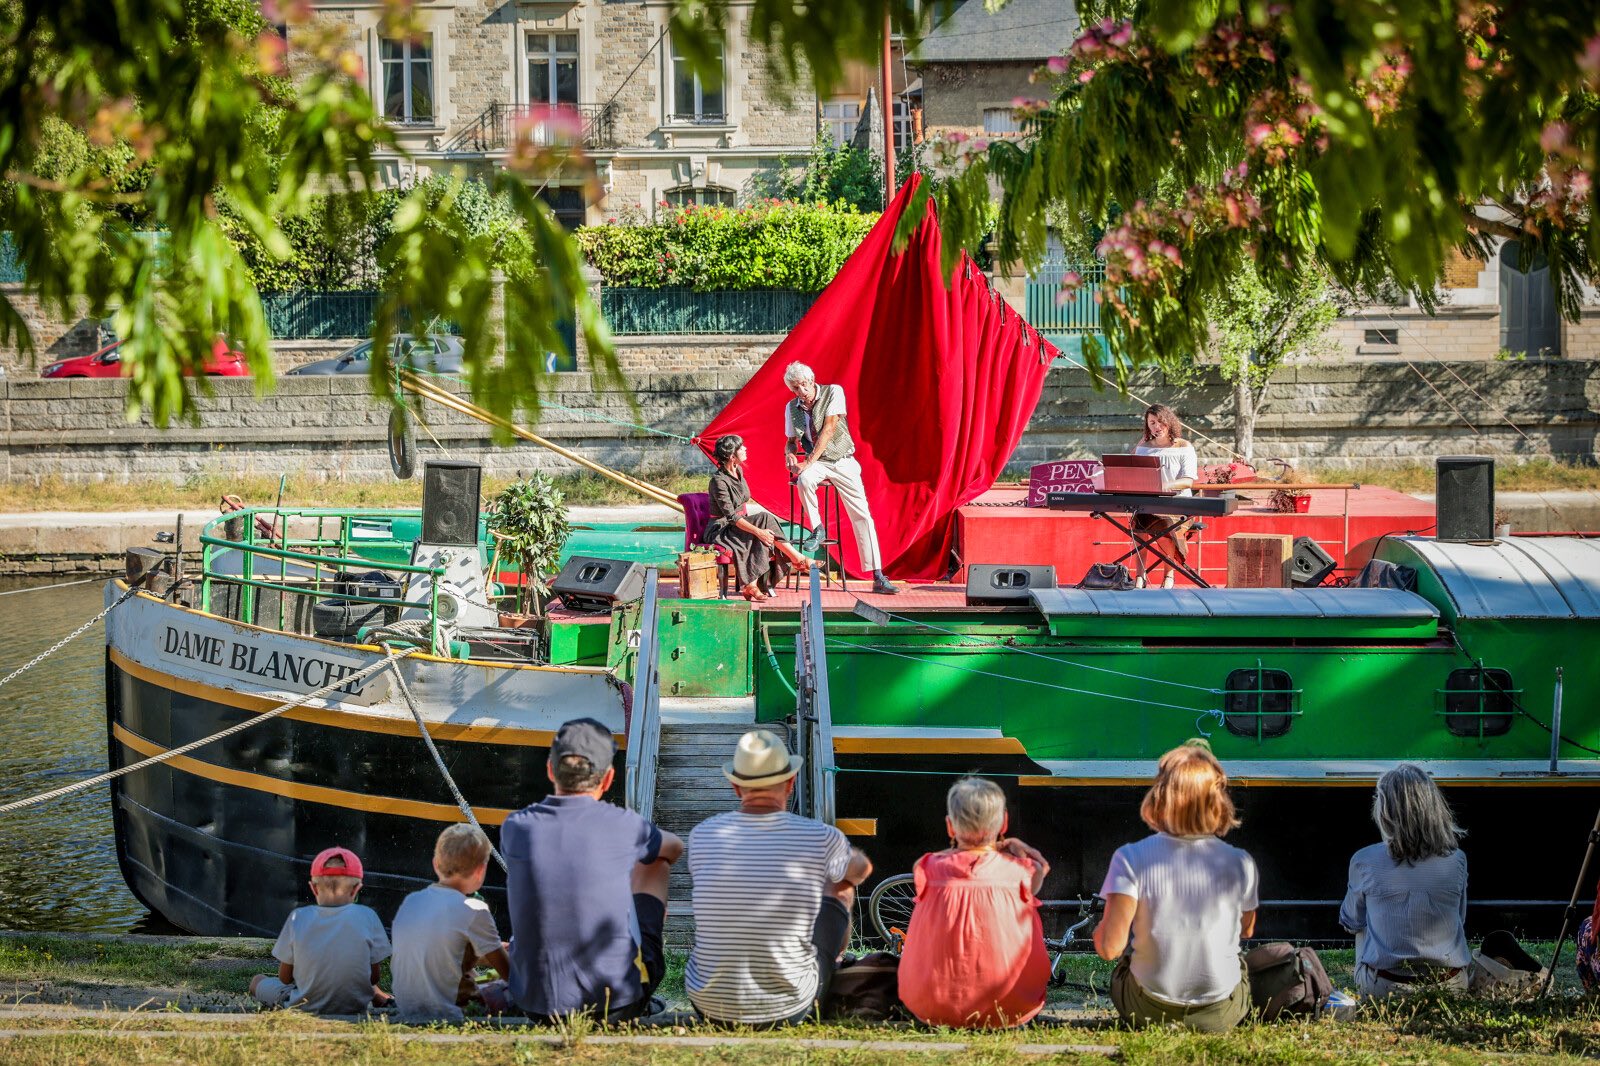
0;585;141;693
0;647;413;815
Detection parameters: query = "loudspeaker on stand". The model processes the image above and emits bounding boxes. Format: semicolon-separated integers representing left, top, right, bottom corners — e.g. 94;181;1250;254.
1435;455;1495;542
421;460;482;547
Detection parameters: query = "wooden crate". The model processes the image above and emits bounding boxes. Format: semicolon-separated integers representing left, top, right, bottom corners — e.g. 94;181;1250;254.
1226;533;1294;588
677;550;722;599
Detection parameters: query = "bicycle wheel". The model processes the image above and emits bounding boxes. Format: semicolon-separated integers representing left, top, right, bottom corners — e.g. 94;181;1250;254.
868;873;918;948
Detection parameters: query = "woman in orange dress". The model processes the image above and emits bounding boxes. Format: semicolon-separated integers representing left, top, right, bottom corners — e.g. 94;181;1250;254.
897;777;1051;1029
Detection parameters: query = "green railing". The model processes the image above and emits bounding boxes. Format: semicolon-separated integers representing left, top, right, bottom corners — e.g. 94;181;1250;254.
1025;260;1105;367
261;291;381;340
601;287;818;335
0;233;23;284
198;507;450;654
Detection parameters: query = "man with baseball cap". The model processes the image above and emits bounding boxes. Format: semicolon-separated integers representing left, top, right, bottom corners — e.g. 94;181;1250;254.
686;729;873;1025
500;717;684;1023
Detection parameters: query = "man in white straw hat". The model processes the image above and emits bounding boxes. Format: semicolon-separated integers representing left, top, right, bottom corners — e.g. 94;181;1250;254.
685;729;872;1026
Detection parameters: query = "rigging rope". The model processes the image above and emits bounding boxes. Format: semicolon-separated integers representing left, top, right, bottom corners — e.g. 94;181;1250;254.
0;577;99;597
0;584;141;693
423;373;696;444
845;597;1223;694
0;648;413;816
384;649;508;872
822;636;1222;715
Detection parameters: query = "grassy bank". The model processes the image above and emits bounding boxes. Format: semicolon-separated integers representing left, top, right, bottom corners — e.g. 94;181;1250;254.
2;460;1597;513
1;932;1597;1064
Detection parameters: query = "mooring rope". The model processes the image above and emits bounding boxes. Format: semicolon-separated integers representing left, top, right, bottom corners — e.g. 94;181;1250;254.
383;648;508;873
0;577;99;597
0;584;142;693
0;647;414;816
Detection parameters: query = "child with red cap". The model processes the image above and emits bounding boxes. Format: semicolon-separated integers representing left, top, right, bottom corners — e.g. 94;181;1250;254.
249;846;393;1015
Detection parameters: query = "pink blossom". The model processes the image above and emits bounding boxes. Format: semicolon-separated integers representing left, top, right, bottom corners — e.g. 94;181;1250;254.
1108;23;1134;47
1047;55;1069;74
1248;123;1273;146
1540;123;1569;153
1078;69;1096;84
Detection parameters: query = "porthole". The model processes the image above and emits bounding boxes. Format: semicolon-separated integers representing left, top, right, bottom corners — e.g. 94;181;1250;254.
1443;668;1515;738
1224;668;1295;739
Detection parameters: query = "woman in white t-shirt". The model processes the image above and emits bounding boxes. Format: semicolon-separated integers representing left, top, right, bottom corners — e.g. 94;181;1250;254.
1130;404;1199;588
1094;742;1258;1032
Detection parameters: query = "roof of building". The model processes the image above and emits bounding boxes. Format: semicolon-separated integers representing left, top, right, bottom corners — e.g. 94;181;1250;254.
913;0;1081;64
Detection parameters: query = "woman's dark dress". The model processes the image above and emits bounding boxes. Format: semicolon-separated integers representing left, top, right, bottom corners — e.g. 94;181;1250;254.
707;467;793;592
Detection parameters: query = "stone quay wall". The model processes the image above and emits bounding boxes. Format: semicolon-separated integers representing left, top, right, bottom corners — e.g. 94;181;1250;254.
2;360;1596;487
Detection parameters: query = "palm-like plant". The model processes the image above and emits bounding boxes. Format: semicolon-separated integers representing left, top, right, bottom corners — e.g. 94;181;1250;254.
486;474;571;616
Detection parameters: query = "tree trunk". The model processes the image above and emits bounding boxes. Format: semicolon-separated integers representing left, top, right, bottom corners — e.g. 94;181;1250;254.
1233;373;1256;462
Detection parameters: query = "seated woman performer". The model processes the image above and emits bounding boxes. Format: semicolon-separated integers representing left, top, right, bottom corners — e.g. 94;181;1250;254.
1131;404;1199;588
707;434;814;602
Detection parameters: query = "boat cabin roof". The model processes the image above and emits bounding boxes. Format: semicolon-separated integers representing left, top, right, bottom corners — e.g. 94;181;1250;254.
1028;587;1439;640
1382;536;1600;620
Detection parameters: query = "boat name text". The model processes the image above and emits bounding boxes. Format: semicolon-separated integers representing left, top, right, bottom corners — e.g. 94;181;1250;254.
162;626;368;695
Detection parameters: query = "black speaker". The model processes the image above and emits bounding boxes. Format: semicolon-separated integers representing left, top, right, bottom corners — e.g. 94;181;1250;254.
552;556;647;612
1289;536;1336;587
1436;455;1495;542
965;563;1057;606
421;460;482;546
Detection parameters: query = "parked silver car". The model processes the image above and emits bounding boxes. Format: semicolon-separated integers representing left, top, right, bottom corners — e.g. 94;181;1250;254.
285;334;465;376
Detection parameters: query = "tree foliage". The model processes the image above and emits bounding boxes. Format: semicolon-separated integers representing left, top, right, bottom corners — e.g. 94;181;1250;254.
887;0;1600;385
747;141;886;212
0;0;613;426
576;200;876;291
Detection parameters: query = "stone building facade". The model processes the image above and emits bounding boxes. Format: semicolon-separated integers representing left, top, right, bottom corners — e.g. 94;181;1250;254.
297;1;820;224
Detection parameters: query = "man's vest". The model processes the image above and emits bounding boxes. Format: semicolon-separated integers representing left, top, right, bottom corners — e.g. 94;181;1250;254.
788;384;855;463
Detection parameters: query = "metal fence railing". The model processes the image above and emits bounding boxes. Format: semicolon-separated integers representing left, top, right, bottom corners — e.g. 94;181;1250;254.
1024;259;1105;335
261;291;380;340
601;287;818;336
0;233;23;284
624;570;663;822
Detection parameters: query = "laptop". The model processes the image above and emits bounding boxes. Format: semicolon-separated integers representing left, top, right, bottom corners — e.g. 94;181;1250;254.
1100;453;1170;495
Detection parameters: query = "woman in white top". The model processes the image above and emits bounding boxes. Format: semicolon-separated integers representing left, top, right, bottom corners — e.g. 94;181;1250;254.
1339;764;1470;997
1131;404;1199;588
1094;742;1259;1031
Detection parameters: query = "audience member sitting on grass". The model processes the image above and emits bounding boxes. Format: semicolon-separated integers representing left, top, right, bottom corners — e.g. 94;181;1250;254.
501;718;683;1025
1093;742;1258;1032
249;846;392;1015
897;776;1051;1029
1340;763;1470;998
391;823;513;1023
687;729;873;1027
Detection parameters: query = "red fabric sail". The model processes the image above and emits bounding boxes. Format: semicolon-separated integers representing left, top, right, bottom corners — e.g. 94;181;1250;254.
696;177;1057;581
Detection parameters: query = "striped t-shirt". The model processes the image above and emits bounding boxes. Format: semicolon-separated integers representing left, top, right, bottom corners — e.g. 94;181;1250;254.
687;810;851;1023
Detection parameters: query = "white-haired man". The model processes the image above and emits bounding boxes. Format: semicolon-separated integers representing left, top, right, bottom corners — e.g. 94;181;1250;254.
782;361;898;594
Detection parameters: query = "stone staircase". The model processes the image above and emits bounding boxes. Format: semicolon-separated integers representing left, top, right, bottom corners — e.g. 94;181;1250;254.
651;700;764;945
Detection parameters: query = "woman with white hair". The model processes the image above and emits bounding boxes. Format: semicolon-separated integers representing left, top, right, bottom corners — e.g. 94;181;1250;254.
1339;764;1470;997
897;777;1051;1028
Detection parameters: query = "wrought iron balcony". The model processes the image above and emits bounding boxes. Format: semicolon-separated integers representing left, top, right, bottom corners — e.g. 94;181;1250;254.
444;101;618;154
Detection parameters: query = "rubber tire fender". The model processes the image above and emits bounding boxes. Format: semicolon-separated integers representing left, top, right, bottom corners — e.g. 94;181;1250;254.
388;407;418;480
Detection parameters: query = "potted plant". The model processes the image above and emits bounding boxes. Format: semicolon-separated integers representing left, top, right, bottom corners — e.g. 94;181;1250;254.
485;473;571;625
1268;466;1312;514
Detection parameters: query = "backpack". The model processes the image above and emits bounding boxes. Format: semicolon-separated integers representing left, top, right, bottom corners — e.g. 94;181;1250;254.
823;952;905;1022
1244;942;1333;1020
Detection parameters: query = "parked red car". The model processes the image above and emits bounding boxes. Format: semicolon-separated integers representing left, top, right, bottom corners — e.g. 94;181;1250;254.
39;337;251;378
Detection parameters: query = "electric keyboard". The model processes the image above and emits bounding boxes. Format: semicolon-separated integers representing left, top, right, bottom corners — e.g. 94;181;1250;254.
1045;491;1239;517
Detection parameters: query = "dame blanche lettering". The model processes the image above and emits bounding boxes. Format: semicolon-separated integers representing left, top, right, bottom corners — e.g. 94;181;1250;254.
162;626;366;696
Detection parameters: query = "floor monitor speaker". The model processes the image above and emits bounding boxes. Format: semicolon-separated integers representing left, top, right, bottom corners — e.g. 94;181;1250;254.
552;556;647;612
966;563;1056;606
421;460;482;547
1289;536;1337;587
1436;455;1495;542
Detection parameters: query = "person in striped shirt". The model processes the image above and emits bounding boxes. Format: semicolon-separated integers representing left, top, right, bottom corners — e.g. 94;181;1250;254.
686;729;873;1026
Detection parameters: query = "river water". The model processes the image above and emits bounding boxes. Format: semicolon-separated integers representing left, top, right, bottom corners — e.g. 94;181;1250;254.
0;576;157;932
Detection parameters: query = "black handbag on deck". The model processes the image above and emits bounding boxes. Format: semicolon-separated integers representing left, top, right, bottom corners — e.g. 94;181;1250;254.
1077;562;1136;591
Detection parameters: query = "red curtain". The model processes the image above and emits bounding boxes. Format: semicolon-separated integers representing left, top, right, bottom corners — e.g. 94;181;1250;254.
695;177;1057;581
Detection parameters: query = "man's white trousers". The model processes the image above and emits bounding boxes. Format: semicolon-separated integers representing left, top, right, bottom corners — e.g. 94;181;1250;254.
796;455;883;572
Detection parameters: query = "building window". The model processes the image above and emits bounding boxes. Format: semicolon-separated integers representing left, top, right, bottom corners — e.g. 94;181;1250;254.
822;99;860;149
671;34;725;124
540;186;587;231
381;36;434;124
1443;667;1515;738
665;185;735;207
1224;668;1296;739
528;32;579;107
983;107;1022;136
894;98;914;149
1364;328;1399;346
